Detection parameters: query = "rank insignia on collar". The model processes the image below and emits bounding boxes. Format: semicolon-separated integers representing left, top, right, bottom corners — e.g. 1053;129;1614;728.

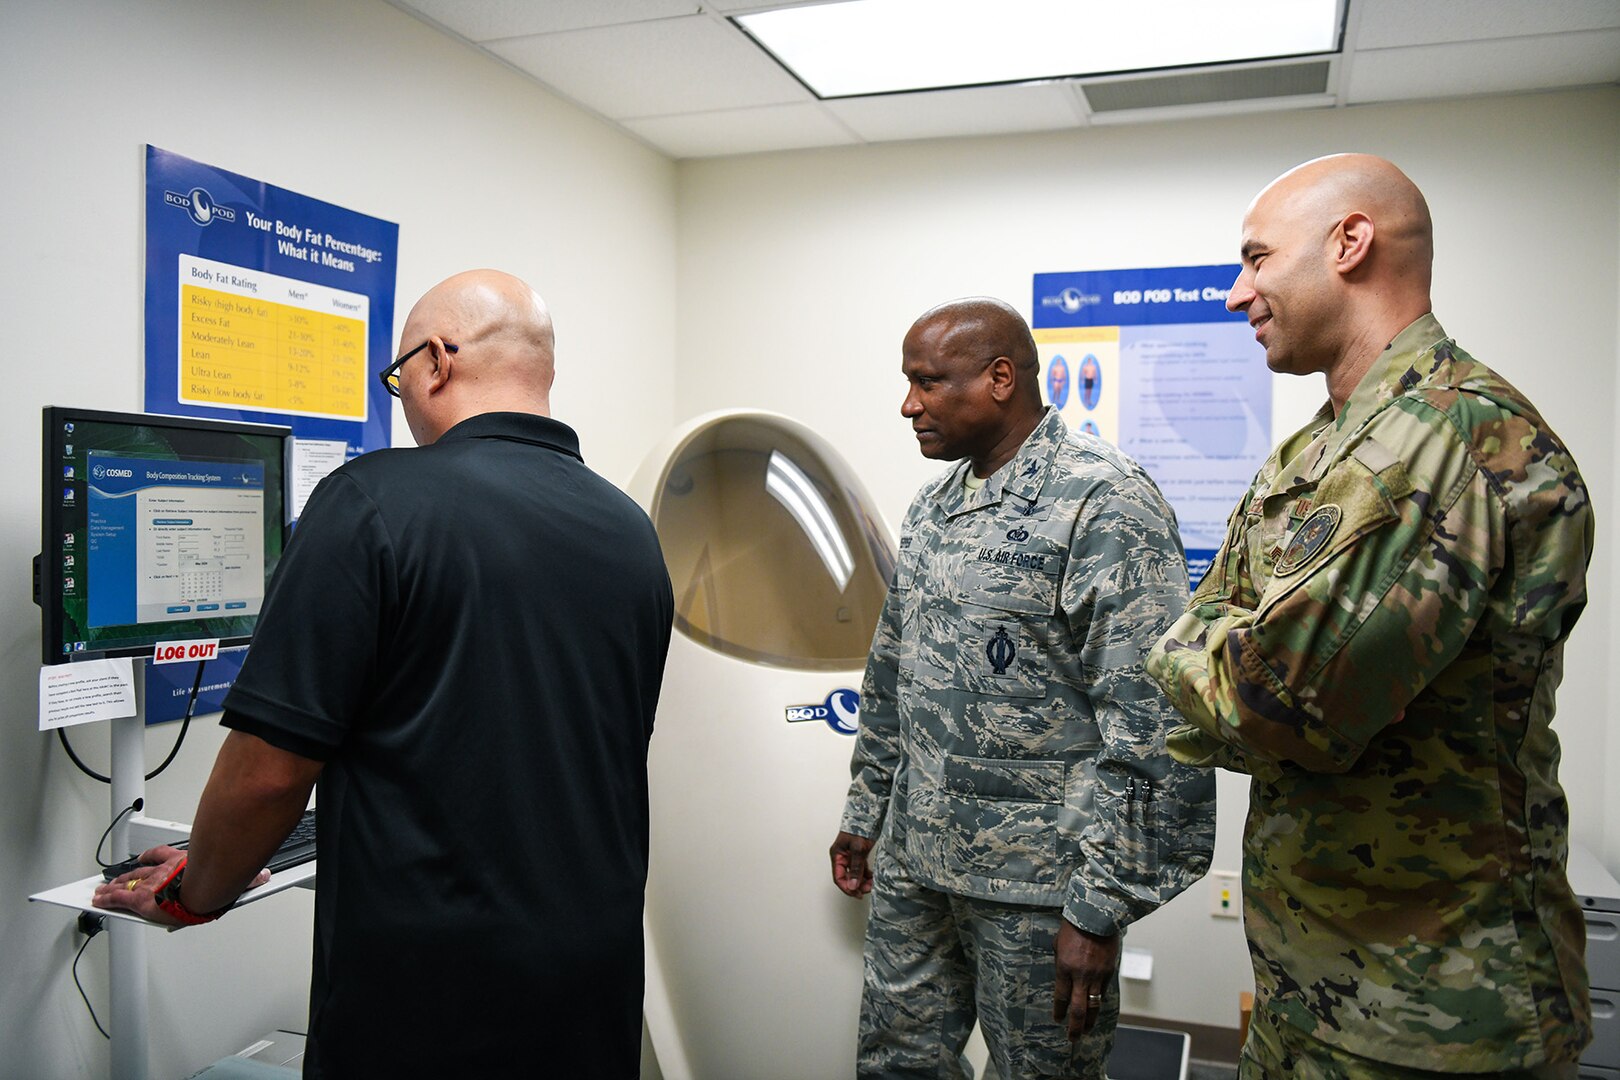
1274;504;1342;577
986;627;1018;675
1022;459;1039;478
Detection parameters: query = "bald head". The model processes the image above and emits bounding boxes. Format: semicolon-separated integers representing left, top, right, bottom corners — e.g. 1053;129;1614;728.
1252;154;1433;290
911;297;1042;406
395;269;556;444
1228;154;1436;404
404;269;556;383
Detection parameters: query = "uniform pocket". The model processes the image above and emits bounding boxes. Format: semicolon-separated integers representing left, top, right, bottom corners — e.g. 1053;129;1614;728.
893;539;918;592
952;615;1046;698
952;560;1056;699
1197;495;1251;605
1113;783;1160;881
1257;443;1409;613
960;555;1059;615
944;756;1065;884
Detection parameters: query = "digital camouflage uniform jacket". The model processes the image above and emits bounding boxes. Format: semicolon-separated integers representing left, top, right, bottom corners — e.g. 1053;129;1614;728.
841;408;1215;936
1146;315;1593;1071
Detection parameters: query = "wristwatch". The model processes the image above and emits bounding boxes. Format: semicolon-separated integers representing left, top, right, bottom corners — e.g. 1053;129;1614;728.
151;857;228;926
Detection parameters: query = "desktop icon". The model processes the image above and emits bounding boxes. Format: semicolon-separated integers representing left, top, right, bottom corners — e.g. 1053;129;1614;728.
63;422;74;434
64;444;73;456
63;576;76;591
74;641;87;652
63;554;75;569
63;488;75;503
64;532;75;548
63;465;75;479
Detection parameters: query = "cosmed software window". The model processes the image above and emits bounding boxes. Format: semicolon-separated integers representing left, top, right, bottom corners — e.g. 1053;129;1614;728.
86;454;267;628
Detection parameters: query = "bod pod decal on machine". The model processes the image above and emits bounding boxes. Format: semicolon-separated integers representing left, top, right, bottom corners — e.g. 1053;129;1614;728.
630;411;896;1080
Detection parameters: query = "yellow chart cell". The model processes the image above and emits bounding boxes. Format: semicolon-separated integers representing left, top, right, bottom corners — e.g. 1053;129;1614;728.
179;284;367;420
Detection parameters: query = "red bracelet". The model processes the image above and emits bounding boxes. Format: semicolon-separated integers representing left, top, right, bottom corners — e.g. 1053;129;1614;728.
151;856;226;926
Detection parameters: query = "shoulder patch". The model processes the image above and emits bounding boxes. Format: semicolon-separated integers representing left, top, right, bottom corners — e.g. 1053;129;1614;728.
1274;504;1341;576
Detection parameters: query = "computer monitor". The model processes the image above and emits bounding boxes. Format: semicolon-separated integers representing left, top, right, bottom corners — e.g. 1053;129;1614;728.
37;407;291;665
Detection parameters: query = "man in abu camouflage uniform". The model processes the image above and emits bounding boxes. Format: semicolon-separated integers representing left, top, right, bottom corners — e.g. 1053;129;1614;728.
1147;155;1594;1078
830;297;1215;1079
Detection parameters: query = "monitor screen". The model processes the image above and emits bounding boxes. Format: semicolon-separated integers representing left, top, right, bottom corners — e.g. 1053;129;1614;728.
39;407;290;665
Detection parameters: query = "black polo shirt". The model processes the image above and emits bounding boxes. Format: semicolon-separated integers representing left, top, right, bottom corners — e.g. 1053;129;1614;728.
223;412;673;1079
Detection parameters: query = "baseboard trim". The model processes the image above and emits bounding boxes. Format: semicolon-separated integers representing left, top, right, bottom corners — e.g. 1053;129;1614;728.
1119;1013;1243;1066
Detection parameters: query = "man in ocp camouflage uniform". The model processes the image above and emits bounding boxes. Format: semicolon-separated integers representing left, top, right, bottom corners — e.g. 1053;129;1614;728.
830;297;1215;1079
1147;155;1594;1079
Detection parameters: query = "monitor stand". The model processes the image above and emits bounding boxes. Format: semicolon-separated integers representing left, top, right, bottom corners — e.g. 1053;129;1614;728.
107;672;150;1080
29;661;315;1080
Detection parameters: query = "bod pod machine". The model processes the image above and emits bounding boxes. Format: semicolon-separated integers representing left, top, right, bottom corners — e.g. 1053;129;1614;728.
631;411;896;1079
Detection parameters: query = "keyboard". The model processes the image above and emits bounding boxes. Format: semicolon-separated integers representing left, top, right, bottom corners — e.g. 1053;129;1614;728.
100;808;318;880
264;808;318;874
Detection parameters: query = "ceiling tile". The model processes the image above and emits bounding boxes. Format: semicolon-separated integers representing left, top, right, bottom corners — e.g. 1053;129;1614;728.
1347;31;1620;102
622;103;858;157
392;0;702;41
486;15;811;118
1352;0;1620;50
826;83;1084;143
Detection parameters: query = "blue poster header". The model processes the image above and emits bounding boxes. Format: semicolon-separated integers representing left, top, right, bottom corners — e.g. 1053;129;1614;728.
144;145;399;455
1033;264;1245;328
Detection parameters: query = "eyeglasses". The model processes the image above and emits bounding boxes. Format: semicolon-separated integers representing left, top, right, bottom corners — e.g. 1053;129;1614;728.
379;340;458;398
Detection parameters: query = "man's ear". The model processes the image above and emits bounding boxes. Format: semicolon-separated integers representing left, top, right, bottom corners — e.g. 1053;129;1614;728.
1334;212;1374;275
987;356;1017;403
425;338;455;394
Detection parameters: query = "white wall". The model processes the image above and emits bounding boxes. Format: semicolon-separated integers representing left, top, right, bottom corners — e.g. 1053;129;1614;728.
673;87;1620;1032
0;1;676;1076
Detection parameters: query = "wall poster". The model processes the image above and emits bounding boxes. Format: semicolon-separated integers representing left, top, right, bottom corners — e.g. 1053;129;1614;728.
1033;265;1271;587
142;146;399;721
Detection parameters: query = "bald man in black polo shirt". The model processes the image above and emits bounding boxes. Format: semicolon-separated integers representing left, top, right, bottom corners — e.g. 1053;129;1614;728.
96;270;674;1078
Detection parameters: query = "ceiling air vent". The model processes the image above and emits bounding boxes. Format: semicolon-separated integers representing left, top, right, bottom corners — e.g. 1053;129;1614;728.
1082;60;1331;113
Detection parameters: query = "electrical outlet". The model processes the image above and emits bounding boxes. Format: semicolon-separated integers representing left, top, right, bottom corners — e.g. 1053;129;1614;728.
1210;870;1240;918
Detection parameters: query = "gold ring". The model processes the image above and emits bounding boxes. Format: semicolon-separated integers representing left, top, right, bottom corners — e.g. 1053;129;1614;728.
127;879;139;890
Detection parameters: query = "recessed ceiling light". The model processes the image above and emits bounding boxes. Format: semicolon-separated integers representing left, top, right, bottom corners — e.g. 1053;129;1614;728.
736;0;1344;99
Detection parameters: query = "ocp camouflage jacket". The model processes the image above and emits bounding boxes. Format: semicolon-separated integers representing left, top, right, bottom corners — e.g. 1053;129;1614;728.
1148;314;1594;1071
